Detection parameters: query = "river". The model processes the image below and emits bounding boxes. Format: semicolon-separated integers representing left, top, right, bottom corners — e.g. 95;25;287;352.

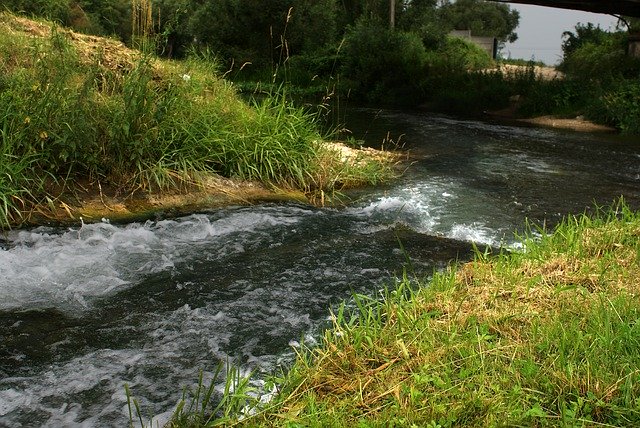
1;109;639;427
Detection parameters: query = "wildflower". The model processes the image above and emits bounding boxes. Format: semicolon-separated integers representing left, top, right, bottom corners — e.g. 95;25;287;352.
24;117;31;124
182;74;191;82
39;131;48;140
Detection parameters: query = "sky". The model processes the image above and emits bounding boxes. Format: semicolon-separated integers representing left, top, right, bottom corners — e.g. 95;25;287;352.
503;4;619;65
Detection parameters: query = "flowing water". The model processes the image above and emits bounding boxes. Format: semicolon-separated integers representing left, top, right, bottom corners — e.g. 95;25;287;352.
1;110;639;427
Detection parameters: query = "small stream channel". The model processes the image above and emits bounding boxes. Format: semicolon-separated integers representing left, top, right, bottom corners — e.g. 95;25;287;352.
1;109;639;427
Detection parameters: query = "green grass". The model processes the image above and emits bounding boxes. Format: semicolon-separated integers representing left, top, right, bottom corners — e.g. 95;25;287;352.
175;200;640;427
0;12;394;228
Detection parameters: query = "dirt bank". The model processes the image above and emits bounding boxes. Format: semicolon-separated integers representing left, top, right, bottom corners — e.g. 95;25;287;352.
22;143;398;227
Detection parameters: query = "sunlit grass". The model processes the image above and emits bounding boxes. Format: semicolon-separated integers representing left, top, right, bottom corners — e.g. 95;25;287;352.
0;11;394;228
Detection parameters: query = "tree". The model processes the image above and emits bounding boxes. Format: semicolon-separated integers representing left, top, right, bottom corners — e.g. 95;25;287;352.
397;0;446;48
438;0;519;43
561;22;609;59
341;17;428;103
152;0;337;63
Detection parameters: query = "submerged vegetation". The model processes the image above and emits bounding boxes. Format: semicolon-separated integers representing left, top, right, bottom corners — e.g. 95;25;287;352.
0;12;395;228
160;201;640;427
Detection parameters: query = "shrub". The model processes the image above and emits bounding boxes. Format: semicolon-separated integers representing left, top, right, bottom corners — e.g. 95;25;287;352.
428;35;493;74
561;36;640;83
600;80;640;133
340;18;428;104
421;38;501;114
556;24;640;132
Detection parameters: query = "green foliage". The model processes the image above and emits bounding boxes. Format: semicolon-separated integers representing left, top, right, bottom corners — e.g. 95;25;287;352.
424;71;510;115
419;37;502;114
549;23;640;132
1;0;71;23
560;31;640;82
517;78;584;117
3;0;132;40
0;13;393;227
341;18;428;104
397;0;446;49
154;0;337;63
438;0;520;43
561;22;610;60
165;364;258;427
600;80;640;133
430;35;493;72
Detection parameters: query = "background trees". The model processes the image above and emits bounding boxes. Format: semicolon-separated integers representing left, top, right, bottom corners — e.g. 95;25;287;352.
2;0;519;64
438;0;520;43
1;0;521;104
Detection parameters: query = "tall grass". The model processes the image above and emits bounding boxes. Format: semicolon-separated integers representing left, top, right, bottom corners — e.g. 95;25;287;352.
0;12;393;227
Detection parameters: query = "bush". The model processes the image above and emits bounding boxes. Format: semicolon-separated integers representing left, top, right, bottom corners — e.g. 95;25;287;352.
555;24;640;132
424;71;510;114
340;18;428;104
421;38;501;114
561;35;640;83
599;81;640;133
427;36;493;74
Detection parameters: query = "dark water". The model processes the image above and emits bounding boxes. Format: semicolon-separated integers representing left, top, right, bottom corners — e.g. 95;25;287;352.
1;109;638;427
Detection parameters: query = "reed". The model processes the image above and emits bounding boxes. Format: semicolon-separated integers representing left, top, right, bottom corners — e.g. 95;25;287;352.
131;0;154;52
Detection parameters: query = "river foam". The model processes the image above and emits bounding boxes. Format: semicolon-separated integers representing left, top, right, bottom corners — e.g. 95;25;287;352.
0;208;311;312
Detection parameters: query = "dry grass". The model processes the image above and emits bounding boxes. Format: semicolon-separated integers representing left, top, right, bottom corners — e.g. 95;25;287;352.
0;12;137;73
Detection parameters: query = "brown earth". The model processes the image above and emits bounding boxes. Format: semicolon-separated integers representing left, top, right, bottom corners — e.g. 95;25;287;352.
22;143;398;227
486;104;616;133
26;176;304;227
517;115;616;132
485;64;616;133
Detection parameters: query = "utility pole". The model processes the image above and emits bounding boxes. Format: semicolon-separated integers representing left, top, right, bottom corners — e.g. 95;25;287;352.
390;0;395;29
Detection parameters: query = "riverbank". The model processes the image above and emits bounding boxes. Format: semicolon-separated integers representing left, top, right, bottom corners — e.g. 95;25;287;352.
485;108;617;133
479;64;616;133
23;142;399;227
180;201;640;427
0;12;398;229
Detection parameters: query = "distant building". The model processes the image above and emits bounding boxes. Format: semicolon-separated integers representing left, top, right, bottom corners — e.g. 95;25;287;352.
450;30;498;59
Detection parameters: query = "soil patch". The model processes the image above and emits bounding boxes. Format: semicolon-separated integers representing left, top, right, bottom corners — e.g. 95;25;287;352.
22;142;398;227
518;115;615;132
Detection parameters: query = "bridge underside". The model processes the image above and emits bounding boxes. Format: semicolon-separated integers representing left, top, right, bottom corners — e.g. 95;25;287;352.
493;1;640;17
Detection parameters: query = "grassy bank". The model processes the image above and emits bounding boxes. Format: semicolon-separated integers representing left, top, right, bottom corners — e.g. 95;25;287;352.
0;12;394;229
177;201;640;427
